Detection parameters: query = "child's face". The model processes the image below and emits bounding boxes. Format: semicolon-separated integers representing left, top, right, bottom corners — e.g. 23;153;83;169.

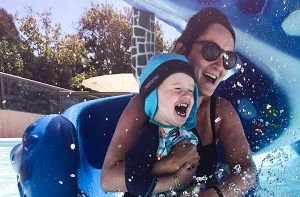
154;73;195;127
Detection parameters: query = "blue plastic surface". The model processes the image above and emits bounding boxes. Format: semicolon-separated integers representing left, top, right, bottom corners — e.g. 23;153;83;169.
10;115;79;196
10;94;133;196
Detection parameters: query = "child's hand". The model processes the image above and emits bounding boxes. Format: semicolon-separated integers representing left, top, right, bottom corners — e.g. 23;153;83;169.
175;162;197;188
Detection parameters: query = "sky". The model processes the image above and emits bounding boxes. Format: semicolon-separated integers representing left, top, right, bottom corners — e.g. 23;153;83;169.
0;0;180;43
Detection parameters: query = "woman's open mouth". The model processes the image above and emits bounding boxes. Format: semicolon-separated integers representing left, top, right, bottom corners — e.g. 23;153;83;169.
203;72;217;84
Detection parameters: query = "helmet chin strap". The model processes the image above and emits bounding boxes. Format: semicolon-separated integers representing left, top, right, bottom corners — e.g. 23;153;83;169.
149;118;176;129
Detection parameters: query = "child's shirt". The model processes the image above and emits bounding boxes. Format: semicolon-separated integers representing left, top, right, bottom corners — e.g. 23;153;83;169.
156;127;198;160
124;122;198;197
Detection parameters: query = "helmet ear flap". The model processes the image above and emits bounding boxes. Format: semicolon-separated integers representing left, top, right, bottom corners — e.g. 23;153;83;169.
144;89;158;119
183;84;199;130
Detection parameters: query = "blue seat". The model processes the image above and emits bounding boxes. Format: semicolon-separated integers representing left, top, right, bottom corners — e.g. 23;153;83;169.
10;114;79;196
10;94;133;197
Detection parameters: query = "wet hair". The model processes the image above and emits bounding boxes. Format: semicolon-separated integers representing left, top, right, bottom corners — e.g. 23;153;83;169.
175;7;236;56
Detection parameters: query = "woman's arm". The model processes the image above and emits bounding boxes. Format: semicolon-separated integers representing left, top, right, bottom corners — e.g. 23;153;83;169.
101;94;147;192
202;97;257;197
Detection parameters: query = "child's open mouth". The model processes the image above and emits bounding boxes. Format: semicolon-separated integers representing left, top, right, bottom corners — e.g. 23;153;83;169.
175;103;188;117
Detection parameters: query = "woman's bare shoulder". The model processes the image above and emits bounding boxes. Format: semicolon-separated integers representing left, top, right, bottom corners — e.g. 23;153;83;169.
214;96;243;135
215;96;233;108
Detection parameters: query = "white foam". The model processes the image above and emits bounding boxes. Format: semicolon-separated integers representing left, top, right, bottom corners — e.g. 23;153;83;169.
282;10;300;36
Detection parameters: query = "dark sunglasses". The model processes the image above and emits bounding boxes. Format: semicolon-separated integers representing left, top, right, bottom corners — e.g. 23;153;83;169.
194;41;237;70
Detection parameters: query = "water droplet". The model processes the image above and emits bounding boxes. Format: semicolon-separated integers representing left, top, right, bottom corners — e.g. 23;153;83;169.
70;143;76;149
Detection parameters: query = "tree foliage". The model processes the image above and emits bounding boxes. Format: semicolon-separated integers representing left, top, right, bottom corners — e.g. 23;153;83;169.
0;4;170;90
78;3;132;75
15;8;91;88
0;8;25;76
17;8;64;86
0;39;24;75
155;21;169;53
78;3;169;76
0;8;20;44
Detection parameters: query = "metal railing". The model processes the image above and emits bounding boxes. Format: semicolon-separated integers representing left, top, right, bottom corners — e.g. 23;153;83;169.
0;72;121;115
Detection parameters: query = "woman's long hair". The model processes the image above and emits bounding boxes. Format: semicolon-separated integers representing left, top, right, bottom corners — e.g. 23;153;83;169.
173;7;236;56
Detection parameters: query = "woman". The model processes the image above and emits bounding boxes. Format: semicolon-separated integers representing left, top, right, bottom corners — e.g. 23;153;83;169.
101;7;257;197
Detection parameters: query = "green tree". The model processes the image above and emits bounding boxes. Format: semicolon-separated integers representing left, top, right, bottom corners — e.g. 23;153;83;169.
0;8;25;76
78;3;131;76
56;34;93;89
4;4;169;90
155;21;169;53
0;39;24;75
16;8;90;89
0;8;20;44
78;3;169;77
17;8;60;85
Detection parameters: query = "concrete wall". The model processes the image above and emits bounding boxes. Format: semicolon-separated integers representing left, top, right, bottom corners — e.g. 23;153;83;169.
0;110;43;138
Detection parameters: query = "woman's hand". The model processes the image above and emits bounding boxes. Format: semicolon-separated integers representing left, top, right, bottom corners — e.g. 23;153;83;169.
170;140;200;170
152;140;200;176
175;162;197;188
152;162;197;194
178;188;220;197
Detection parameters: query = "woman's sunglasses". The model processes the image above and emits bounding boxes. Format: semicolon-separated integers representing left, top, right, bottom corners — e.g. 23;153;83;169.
194;41;237;70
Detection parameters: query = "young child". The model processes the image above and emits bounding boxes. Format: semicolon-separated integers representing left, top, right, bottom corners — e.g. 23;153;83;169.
124;53;199;197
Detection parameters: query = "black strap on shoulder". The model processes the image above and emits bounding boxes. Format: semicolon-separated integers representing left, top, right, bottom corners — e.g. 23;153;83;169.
192;127;202;148
210;96;217;141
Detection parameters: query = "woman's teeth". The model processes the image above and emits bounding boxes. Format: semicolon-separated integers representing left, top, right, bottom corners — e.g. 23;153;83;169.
203;72;217;83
